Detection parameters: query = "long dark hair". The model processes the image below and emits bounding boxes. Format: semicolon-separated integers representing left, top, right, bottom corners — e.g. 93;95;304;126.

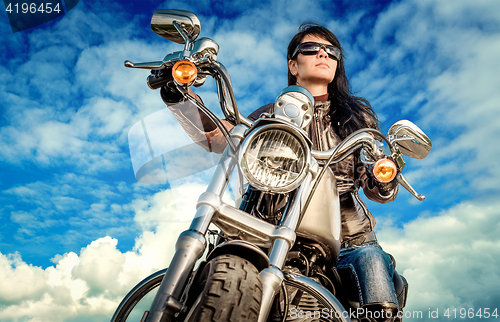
287;23;379;139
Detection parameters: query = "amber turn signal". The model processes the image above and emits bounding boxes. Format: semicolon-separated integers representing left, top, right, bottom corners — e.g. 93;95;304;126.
373;159;397;183
172;60;197;84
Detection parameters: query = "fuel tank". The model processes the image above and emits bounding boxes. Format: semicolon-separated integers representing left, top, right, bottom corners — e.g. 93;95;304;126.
296;167;341;263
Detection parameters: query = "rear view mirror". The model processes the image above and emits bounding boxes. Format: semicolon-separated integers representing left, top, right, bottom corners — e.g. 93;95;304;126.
151;9;201;44
388;120;432;159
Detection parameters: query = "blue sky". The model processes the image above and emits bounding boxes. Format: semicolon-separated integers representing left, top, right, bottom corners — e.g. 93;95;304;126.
1;0;499;321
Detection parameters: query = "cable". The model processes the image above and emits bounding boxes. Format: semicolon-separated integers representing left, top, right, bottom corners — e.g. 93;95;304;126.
299;128;386;224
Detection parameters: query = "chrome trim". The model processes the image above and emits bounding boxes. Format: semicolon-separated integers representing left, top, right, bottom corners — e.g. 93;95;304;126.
172;21;192;54
184;93;239;153
256;173;317;321
397;173;425;201
190;37;219;63
238;123;311;193
311;132;377;161
161;51;183;65
150;9;201;44
198;191;296;248
211;61;253;127
309;157;319;180
387;120;432;159
297;167;341;263
125;52;184;70
302;131;379;225
144;128;246;322
111;268;167;322
392;147;406;171
276;86;315;109
206;240;270;271
230;123;247;141
247;117;312;146
280;172;312;230
268;238;290;269
124;60;166;70
258;267;285;322
274;86;315;128
189;136;241;233
145;230;206;322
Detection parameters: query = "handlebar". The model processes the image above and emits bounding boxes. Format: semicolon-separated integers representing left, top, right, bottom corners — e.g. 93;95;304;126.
125;52;425;202
208;61;253;127
309;128;425;202
311;131;379;161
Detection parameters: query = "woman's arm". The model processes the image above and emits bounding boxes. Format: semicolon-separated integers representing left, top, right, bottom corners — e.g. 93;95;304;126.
161;85;234;154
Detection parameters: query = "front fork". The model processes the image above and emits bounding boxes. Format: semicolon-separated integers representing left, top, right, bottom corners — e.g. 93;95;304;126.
144;230;206;322
144;123;315;322
144;126;245;322
258;170;313;322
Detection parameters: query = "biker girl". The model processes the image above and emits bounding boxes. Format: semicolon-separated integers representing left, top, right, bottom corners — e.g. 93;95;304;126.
161;23;402;322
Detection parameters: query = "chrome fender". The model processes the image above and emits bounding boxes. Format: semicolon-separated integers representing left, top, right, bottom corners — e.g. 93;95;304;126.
206;239;270;271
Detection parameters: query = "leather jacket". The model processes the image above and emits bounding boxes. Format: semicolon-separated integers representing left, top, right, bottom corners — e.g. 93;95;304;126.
162;90;398;243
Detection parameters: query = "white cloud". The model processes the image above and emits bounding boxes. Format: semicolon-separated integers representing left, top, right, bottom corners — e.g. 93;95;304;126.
0;239;129;322
2;173;136;250
0;6;170;174
0;252;49;304
132;182;205;231
349;0;500;316
0;163;233;322
0;205;189;322
5;171;498;321
377;197;500;314
347;0;500;198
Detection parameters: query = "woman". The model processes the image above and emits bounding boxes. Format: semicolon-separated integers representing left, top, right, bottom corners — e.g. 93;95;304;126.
161;23;401;322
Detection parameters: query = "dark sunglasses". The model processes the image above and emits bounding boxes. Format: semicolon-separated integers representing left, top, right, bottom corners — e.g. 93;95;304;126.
292;42;341;61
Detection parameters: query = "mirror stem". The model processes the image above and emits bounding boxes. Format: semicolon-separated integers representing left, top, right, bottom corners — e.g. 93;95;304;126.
173;20;192;54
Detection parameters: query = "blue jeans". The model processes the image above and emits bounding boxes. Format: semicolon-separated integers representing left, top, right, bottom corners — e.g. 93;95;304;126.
336;241;398;307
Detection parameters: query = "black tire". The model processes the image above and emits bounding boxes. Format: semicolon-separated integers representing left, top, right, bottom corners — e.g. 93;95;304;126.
189;254;262;322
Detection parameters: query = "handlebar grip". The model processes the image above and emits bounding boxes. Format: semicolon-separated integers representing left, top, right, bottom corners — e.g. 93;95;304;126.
147;68;173;90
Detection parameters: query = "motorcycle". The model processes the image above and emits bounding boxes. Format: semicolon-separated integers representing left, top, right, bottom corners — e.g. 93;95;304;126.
111;9;432;322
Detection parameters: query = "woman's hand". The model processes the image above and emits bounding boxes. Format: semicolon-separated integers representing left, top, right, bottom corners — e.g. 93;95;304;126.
364;162;399;197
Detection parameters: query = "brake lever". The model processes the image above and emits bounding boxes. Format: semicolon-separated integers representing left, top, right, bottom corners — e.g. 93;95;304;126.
124;60;166;69
125;52;184;70
397;173;425;201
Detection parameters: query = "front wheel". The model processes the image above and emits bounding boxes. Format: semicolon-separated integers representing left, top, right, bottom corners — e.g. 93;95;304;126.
186;254;262;322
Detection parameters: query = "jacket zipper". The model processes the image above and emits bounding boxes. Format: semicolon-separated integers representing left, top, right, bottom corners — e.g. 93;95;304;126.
353;190;374;231
314;109;323;151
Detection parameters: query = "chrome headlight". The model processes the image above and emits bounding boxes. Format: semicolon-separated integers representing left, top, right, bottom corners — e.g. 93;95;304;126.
239;124;310;193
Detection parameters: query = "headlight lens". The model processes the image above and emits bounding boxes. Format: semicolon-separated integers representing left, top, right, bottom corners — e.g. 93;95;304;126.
240;125;310;193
